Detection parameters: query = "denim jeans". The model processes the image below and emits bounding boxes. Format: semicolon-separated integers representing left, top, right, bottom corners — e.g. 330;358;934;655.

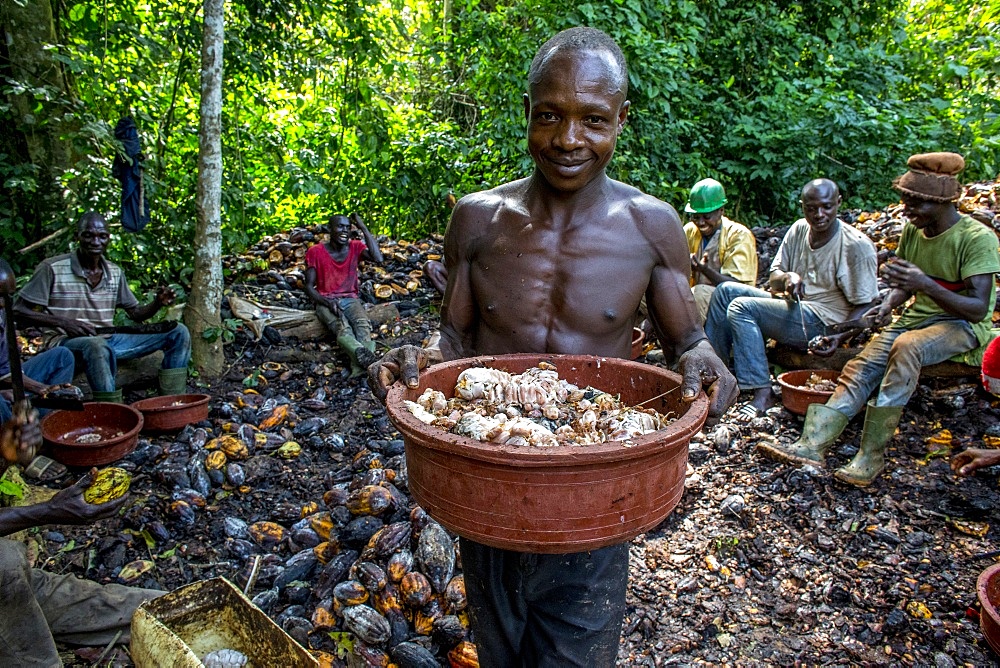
827;316;977;418
59;324;191;393
316;298;374;369
705;282;828;390
0;347;76;423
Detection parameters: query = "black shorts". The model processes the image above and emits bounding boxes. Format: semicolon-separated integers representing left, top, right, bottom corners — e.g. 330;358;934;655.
459;537;629;667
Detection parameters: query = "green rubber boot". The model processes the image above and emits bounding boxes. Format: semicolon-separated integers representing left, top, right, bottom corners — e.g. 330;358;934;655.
757;403;849;467
158;368;188;396
834;401;903;487
92;389;123;403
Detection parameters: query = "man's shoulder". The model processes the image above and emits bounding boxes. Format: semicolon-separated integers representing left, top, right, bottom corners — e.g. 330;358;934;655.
721;217;754;237
37;253;75;270
957;215;999;243
838;222;876;251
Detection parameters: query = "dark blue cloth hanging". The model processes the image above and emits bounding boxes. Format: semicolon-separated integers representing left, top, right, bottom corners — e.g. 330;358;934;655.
112;116;150;233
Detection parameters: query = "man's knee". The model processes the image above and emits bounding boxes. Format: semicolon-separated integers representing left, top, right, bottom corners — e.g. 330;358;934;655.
74;337;112;362
0;539;29;575
166;323;191;350
49;347;75;369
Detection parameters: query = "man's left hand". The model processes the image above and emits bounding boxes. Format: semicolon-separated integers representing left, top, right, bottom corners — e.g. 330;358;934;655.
48;468;129;524
883;259;929;293
155;286;176;307
677;339;738;419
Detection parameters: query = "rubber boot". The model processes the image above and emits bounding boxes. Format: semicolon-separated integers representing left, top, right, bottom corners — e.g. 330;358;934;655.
834;401;903;487
158;368;188;396
92;389;123;403
757;403;849;467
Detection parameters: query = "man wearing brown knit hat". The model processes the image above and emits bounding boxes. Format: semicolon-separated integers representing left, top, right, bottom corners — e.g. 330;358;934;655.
759;152;1000;486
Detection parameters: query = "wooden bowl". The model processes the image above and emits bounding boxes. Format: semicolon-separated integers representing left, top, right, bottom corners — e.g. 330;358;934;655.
131;394;210;433
979;562;1000;655
42;402;143;467
385;354;708;553
777;369;840;416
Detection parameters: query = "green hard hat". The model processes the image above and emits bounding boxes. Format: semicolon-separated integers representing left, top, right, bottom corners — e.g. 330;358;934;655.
685;178;727;214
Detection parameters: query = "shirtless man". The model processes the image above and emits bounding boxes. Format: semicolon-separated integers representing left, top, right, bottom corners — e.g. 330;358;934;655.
370;27;736;667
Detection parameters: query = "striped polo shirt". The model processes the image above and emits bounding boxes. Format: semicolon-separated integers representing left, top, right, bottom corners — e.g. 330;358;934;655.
17;252;139;346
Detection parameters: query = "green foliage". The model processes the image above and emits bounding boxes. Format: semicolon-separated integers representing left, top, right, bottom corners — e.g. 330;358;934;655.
1;0;998;290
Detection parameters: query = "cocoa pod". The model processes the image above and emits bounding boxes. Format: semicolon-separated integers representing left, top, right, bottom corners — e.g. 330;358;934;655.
432;614;467;648
249;521;287;548
400;572;433;609
416;521;455;593
367;521;411;561
349;642;390;668
372;582;404;618
390;642;439;668
83;467;131;505
444;575;467;612
311;598;337;630
447;641;479;668
334;580;369;607
205;450;228;471
353;561;388;592
346;485;393;516
342;516;385;548
312;540;340;564
386;550;414;583
414;598;443;636
308;511;335;541
343;605;391;645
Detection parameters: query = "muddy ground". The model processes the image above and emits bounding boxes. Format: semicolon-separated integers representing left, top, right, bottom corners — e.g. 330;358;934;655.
31;320;998;667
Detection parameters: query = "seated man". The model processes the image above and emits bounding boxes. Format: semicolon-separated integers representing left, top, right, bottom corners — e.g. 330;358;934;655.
761;153;1000;486
304;212;383;377
705;178;879;419
1;271;77;480
14;213;190;402
684;178;758;323
0;407;162;664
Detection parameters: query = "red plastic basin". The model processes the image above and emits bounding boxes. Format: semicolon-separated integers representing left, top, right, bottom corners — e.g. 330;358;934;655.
777;369;840;416
385;354;708;553
42;402;143;467
979;562;1000;655
131;394;210;433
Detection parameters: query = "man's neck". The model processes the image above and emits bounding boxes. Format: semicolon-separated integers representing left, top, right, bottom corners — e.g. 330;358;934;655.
75;249;103;271
526;171;611;226
808;219;840;249
923;206;961;238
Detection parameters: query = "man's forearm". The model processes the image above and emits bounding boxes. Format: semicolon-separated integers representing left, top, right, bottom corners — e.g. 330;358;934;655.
127;301;161;323
0;503;52;537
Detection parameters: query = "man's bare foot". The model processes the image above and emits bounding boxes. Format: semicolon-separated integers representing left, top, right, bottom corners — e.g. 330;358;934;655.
750;387;775;414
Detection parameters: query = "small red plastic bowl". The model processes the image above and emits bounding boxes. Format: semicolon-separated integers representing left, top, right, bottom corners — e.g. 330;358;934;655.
42;402;143;467
631;327;645;360
777;369;840;416
978;562;1000;655
131;394;210;433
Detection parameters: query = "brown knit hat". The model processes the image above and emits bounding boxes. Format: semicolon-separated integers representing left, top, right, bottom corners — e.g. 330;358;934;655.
892;152;965;202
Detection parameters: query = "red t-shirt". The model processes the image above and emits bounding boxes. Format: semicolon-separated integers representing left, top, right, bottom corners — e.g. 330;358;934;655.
306;240;367;298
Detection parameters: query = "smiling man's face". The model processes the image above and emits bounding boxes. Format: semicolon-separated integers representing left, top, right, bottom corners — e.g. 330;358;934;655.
524;48;629;193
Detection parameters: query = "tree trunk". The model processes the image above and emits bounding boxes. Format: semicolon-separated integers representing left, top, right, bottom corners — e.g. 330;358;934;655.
184;0;225;378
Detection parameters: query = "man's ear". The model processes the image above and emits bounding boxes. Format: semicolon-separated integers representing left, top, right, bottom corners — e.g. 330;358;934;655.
523;93;531;123
617;100;630;135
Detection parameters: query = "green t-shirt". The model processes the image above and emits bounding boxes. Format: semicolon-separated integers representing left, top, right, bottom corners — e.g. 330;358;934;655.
896;215;1000;347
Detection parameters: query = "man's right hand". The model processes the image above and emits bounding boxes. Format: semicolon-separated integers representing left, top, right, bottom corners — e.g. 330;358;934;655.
324;298;342;318
61;319;97;338
47;468;129;524
368;345;440;402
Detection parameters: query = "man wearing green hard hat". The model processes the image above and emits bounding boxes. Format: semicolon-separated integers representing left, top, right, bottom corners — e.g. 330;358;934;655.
683;178;758;322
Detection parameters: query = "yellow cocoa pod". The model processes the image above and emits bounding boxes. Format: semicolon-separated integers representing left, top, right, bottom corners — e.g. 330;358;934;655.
219;435;249;460
205;450;228;471
83;467;132;505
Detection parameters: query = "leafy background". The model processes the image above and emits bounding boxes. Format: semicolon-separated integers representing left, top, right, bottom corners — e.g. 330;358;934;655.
2;0;998;290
